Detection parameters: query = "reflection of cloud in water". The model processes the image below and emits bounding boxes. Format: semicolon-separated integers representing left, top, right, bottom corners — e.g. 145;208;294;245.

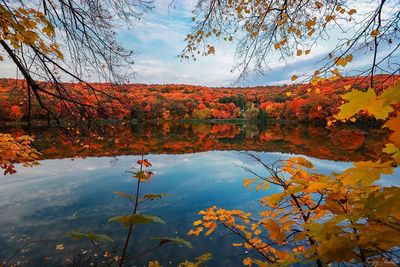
0;150;398;265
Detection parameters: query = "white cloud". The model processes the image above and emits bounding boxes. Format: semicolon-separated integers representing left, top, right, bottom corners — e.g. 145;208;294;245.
0;0;398;86
0;58;17;78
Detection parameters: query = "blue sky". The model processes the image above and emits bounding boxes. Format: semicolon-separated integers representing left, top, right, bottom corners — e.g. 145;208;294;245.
117;0;399;86
0;0;398;87
118;0;237;86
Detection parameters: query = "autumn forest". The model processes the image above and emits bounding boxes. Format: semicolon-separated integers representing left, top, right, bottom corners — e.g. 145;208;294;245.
1;0;400;267
1;75;399;124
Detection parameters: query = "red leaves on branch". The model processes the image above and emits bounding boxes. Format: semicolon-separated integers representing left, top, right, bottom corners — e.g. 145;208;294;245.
137;159;152;167
1;75;398;122
1;164;16;175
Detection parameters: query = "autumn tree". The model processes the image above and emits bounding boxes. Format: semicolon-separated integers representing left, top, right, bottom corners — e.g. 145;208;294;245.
0;0;153;123
183;2;400;265
187;72;400;267
0;134;40;175
189;154;400;266
182;0;399;85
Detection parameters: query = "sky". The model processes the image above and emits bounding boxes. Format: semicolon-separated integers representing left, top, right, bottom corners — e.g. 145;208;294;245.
0;0;398;87
118;0;237;86
117;0;399;86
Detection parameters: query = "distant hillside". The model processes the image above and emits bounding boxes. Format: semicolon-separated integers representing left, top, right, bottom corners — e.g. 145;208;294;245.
0;75;399;123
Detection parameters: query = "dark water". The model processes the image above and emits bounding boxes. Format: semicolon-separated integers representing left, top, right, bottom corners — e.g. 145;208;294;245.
0;123;398;266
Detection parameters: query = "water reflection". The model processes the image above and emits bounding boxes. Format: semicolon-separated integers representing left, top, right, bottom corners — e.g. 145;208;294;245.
1;151;398;266
2;122;390;162
0;123;398;266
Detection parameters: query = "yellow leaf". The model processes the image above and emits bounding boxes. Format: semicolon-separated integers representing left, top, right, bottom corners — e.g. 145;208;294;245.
286;91;292;97
243;257;252;266
348;9;357;15
205;222;217;235
193;220;202;226
290;157;314;169
243;178;255;188
384;114;400;147
260;193;283;206
306;181;327;192
232;243;243;247
264;219;285;242
252;259;268;267
371;29;380;37
346;54;353;62
188;227;203;236
331;68;341;77
338;160;394;186
255;183;263;192
43;24;55;37
336;88;393;120
263;181;270;190
383;144;400;163
149;261;161;267
291;75;298;81
380;82;400;106
317;235;355;262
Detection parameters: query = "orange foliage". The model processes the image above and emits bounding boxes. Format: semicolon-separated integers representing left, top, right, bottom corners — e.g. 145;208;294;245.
2;123;389;163
0;75;398;123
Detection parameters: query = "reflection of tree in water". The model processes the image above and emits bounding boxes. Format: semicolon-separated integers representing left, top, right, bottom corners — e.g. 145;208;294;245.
1;118;397;266
1;156;212;267
188;77;400;267
0;122;390;172
0;134;40;175
110;157;119;167
189;153;400;266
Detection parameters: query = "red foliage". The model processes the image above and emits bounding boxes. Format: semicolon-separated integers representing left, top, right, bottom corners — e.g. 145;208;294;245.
0;75;399;122
10;106;23;120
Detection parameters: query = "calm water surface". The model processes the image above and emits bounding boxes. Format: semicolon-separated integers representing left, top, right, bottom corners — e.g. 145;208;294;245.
0;123;398;266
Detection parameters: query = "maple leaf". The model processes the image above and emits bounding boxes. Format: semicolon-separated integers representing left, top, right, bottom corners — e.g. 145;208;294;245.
148;261;161;267
138;159;152;167
243;257;252;266
383;144;400;164
3;164;16;175
338;160;394;186
384;114;400;148
188;227;203;236
336;88;393;120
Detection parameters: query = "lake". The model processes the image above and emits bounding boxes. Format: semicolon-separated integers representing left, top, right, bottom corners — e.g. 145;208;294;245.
0;122;398;266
